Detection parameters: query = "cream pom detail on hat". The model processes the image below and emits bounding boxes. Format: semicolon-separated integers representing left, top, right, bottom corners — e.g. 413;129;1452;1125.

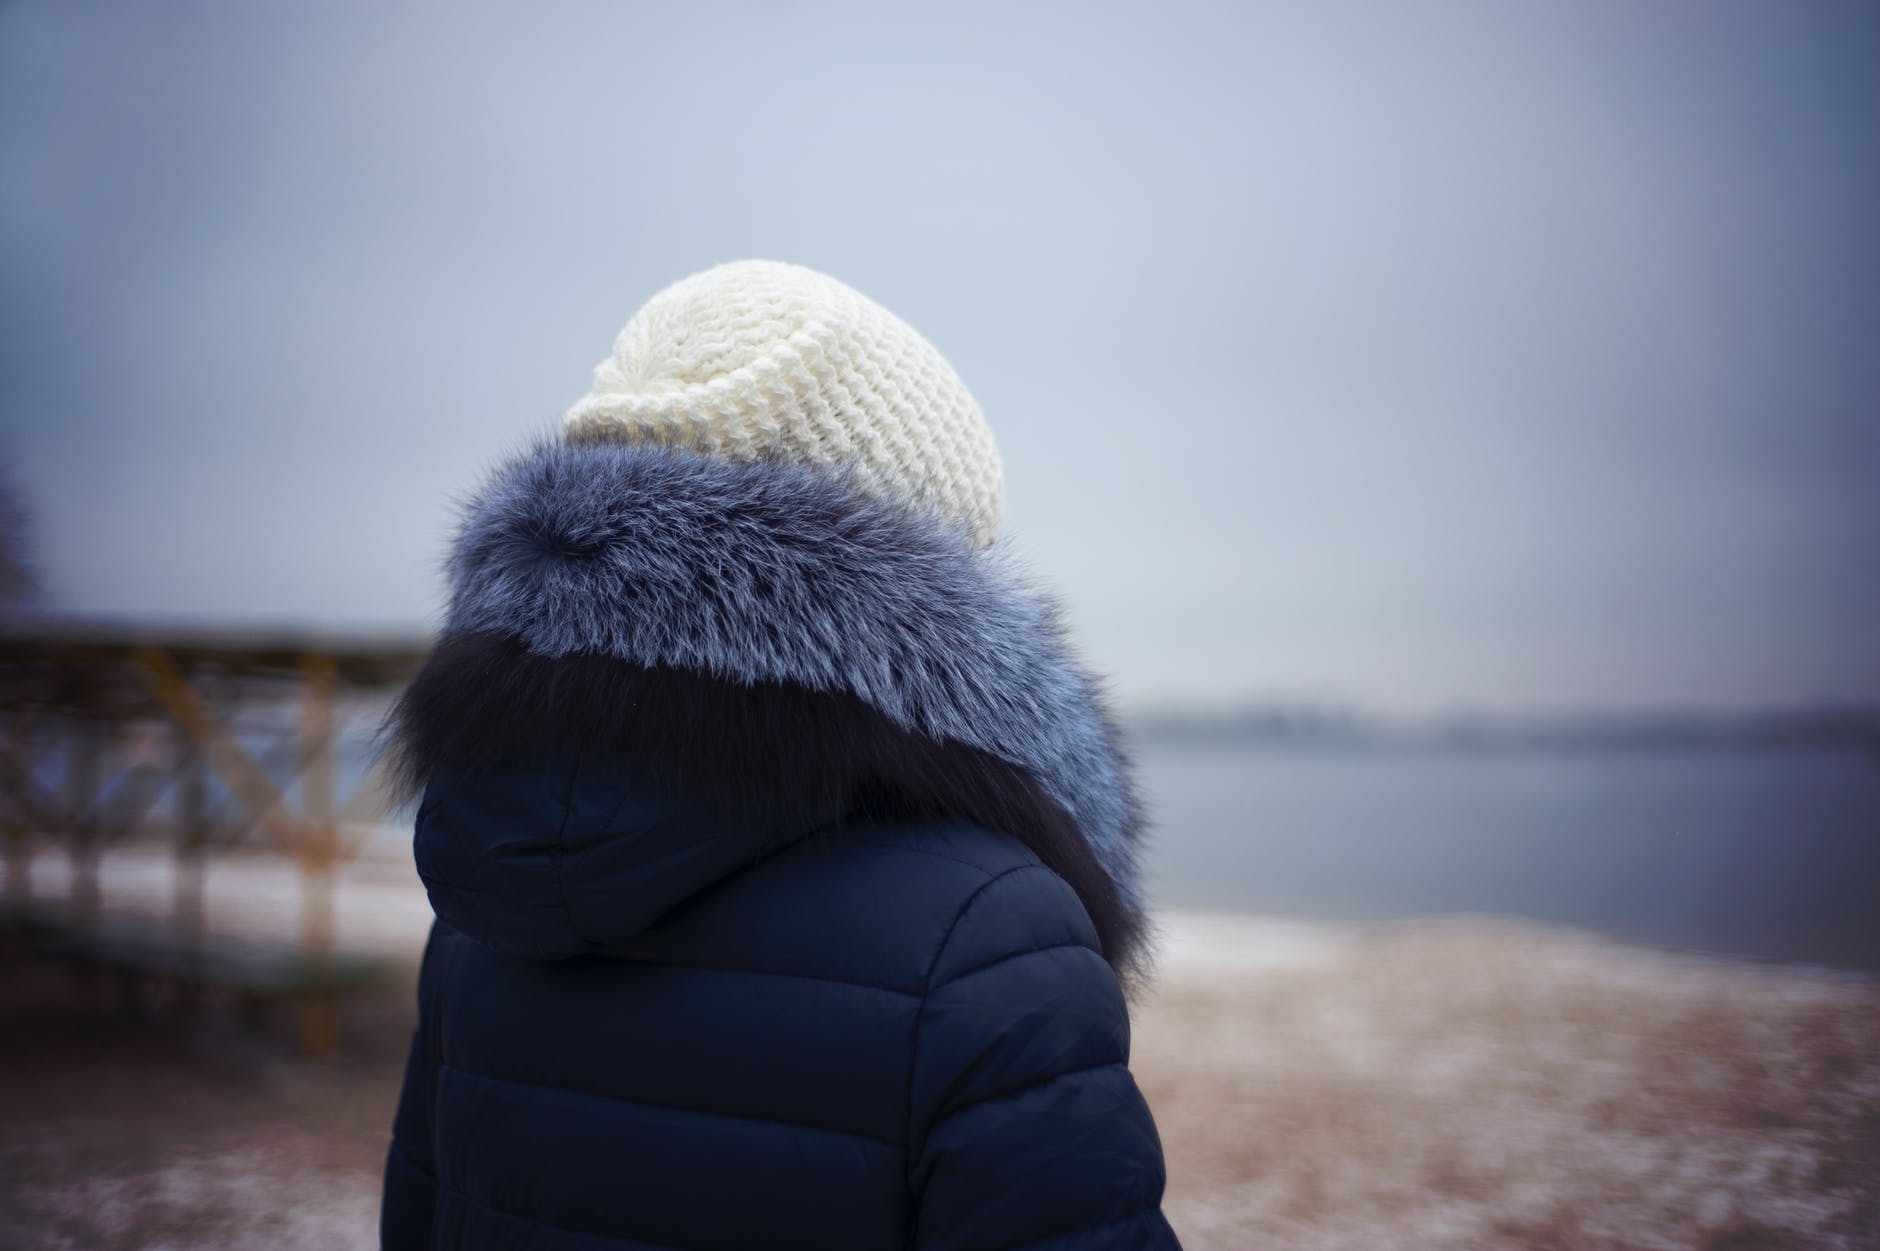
562;260;1005;547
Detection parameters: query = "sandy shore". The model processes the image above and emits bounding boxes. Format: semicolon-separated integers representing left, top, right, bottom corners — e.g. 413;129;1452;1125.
1136;913;1880;1249
2;848;1877;1249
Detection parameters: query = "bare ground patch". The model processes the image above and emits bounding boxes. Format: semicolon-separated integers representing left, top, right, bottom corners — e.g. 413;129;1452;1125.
1137;916;1880;1249
2;913;1876;1249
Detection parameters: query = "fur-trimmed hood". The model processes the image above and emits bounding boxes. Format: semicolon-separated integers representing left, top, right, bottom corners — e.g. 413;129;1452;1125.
383;436;1151;978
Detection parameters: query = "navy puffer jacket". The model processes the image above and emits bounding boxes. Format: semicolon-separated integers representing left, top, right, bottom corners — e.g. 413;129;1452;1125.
379;438;1181;1250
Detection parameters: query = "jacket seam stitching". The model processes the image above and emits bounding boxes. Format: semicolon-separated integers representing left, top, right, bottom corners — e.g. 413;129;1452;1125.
592;956;921;998
442;1062;902;1150
902;863;1050;1229
940;1059;1127;1120
928;940;1102;992
434;1177;719;1251
850;834;1044;875
988;1203;1160;1251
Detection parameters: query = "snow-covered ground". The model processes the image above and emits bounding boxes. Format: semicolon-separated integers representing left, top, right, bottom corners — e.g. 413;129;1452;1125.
4;843;1878;1249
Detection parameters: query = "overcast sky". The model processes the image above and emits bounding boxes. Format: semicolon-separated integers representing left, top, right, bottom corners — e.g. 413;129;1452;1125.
2;1;1875;713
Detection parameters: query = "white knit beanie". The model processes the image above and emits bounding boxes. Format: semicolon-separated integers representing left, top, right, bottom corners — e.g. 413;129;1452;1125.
563;260;1004;547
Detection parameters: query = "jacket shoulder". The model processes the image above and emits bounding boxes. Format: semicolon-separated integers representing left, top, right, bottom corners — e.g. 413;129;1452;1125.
867;818;1107;985
614;813;1103;995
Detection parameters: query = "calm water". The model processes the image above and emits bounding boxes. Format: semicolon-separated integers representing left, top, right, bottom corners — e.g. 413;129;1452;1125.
1137;743;1880;972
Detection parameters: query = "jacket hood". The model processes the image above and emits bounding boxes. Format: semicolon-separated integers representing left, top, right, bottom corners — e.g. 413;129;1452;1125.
382;435;1151;976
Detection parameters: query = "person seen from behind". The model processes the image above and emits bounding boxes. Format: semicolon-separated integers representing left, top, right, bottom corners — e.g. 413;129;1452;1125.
377;259;1183;1250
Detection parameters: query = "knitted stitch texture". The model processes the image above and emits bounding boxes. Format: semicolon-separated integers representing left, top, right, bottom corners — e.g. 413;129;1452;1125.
563;260;1004;547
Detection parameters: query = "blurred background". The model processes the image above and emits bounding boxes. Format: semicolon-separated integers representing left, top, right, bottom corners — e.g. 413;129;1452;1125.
2;3;1876;1249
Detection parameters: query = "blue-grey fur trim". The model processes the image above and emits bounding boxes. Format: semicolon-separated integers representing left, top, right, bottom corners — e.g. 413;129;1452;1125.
443;436;1147;919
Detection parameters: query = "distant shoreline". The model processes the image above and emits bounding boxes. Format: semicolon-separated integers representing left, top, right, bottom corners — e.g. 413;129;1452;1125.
1129;705;1880;756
